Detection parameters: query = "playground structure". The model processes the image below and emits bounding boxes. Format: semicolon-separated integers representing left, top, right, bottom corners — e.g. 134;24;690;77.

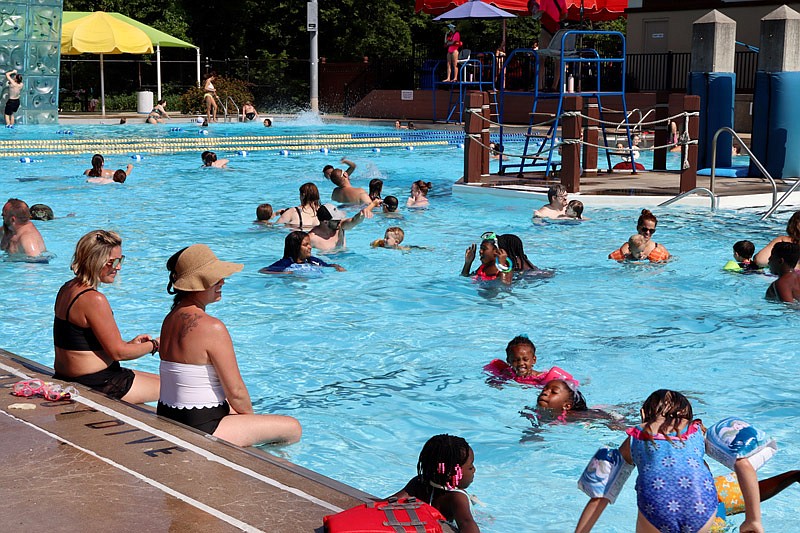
456;7;800;217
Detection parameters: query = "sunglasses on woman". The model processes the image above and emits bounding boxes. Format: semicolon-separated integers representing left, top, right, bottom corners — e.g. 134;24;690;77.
105;255;125;268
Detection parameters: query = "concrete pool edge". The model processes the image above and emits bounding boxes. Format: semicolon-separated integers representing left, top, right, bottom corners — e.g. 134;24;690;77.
0;348;372;532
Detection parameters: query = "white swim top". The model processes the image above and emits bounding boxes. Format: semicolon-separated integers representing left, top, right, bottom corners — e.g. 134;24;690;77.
159;360;225;409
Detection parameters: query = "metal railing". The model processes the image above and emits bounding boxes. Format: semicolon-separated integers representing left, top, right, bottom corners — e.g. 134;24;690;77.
708;127;778;217
659;187;718;210
221;96;240;122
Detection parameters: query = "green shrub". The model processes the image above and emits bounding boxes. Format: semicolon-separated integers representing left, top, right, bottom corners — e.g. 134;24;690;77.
180;77;254;115
103;93;137;111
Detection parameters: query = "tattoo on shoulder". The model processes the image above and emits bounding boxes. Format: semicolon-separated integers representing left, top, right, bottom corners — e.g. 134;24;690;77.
178;312;202;338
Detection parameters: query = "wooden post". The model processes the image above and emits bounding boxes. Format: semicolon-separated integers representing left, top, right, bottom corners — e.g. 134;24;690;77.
582;102;599;176
561;95;582;193
463;91;487;184
680;95;701;192
480;91;490;177
653;91;669;171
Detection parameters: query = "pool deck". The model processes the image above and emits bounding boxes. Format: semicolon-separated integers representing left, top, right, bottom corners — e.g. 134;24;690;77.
0;349;373;532
453;167;800;210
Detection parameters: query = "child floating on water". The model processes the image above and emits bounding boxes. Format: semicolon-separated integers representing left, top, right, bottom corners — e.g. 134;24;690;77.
724;240;761;272
371;227;405;249
535;379;588;421
484;336;577;387
390;434;480;533
255;203;274;224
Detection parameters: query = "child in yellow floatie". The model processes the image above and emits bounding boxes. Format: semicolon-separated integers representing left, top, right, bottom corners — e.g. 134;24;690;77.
723;240;762;272
712;470;800;531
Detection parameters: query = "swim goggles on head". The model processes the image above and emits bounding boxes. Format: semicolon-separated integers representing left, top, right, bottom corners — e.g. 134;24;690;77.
480;231;499;245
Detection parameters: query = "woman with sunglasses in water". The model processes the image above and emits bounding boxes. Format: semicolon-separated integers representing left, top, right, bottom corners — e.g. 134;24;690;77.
53;230;160;403
609;209;671;262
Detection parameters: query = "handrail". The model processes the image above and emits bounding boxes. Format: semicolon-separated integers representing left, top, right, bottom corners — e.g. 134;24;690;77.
658;187;717;210
225;96;239;122
760;177;800;220
709;127;777;210
616;108;642;135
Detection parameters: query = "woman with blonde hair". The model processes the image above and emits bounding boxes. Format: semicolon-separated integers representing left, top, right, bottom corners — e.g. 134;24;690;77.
276;182;322;228
53;230;160;403
159;244;302;446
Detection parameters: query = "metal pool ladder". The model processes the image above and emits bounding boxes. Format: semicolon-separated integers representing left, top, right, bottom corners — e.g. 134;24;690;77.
660;127;790;218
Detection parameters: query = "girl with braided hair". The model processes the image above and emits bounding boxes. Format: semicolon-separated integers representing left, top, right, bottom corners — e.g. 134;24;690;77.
390;434;480;532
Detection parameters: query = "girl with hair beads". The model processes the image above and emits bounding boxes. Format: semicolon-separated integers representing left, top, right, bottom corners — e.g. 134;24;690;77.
391;434;480;533
576;389;768;533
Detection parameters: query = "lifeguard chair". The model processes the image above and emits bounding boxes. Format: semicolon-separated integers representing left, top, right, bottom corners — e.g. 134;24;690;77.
498;30;635;177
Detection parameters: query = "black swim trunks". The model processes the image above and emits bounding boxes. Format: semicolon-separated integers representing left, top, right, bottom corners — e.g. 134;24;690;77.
245;112;255;121
53;361;135;399
157;401;230;434
4;98;20;116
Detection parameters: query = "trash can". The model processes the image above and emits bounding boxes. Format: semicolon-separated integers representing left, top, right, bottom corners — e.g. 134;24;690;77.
136;91;153;114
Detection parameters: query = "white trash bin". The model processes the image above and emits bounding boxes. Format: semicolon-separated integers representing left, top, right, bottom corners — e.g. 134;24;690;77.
136;91;154;114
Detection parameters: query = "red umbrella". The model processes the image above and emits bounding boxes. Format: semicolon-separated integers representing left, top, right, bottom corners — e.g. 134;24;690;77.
536;0;627;33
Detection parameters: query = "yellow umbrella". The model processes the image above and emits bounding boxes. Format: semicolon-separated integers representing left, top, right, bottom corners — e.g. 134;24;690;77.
61;12;154;115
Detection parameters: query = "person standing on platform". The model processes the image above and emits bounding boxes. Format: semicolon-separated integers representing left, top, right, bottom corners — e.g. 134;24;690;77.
444;24;461;82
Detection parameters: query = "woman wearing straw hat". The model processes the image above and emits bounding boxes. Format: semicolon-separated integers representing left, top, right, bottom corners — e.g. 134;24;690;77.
158;244;302;446
53;230;160;403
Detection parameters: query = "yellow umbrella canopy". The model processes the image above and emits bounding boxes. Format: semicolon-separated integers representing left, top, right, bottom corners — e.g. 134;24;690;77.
61;11;153;55
61;12;154;114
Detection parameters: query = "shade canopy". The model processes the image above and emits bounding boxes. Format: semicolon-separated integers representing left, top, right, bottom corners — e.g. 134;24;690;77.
535;0;627;33
417;0;531;16
433;0;518;20
61;11;201;113
63;11;197;50
61;11;153;55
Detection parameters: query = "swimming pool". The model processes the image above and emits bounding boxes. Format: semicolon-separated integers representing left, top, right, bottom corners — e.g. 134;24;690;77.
2;118;798;532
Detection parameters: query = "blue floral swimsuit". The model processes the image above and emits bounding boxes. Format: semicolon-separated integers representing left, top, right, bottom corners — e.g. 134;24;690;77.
627;421;717;533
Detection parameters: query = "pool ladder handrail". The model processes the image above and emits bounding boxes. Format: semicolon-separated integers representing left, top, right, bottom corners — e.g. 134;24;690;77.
709;127;778;219
216;96;240;123
659;187;718;210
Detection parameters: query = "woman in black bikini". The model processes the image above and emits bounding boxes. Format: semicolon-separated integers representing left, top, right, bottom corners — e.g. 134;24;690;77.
275;182;321;229
241;101;258;122
53;230;159;403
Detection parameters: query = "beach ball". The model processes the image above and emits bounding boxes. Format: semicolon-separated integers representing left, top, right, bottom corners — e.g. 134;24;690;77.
19;157;33;163
320;148;329;154
238;150;248;157
280;150;289;156
406;146;414;151
372;148;381;153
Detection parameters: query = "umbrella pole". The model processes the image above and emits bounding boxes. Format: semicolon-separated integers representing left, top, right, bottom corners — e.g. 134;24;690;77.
157;45;162;101
100;53;106;116
501;19;506;52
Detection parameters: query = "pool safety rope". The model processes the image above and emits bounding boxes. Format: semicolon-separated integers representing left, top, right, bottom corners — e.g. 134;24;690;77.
2;139;452;159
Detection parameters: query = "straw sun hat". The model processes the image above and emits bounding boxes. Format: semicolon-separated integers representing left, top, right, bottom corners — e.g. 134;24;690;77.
167;244;243;293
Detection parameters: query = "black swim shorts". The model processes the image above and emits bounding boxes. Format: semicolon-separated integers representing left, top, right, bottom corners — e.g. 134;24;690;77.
53;361;135;400
157;401;230;434
4;98;20;116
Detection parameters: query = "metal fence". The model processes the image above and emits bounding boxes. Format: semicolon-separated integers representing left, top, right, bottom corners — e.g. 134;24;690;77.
625;51;758;92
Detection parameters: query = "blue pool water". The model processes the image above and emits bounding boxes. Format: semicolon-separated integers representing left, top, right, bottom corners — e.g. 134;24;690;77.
1;118;798;531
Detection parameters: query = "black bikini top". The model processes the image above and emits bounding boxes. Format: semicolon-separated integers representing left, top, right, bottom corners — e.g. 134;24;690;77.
53;286;103;351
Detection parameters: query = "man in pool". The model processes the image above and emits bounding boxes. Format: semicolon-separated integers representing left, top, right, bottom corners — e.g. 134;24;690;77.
309;203;372;251
322;157;357;181
329;168;376;209
533;184;568;219
1;198;46;257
